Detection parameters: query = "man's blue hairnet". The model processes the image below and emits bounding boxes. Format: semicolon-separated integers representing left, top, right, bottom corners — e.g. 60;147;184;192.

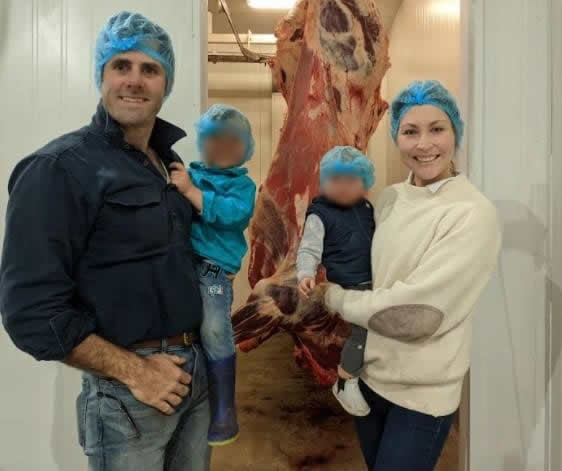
390;80;464;150
320;146;375;189
94;11;175;97
195;104;255;163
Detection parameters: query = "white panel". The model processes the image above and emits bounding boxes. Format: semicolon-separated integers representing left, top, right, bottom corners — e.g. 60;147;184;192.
549;0;562;469
0;2;207;470
468;0;551;470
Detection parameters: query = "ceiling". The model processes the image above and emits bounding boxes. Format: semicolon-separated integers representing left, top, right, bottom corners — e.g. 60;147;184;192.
209;0;404;35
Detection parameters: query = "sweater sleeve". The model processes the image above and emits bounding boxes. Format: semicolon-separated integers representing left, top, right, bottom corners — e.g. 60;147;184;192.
296;214;325;281
325;204;502;342
200;176;256;229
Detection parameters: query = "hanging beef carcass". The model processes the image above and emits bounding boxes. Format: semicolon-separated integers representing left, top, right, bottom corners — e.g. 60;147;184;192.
232;0;390;386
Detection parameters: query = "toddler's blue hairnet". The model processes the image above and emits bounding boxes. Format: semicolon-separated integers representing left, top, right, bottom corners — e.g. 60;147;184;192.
94;11;175;97
390;80;464;150
320;146;375;189
195;104;255;163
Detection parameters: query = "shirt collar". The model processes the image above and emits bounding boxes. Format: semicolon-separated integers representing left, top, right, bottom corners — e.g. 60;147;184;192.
89;100;186;155
407;172;458;193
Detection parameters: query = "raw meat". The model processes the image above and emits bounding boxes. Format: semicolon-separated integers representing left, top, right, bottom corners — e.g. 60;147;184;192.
232;0;390;386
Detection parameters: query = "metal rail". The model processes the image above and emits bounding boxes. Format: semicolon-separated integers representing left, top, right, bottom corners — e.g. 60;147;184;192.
212;0;274;64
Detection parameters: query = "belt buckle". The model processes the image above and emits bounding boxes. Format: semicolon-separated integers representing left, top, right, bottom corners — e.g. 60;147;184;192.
183;331;195;345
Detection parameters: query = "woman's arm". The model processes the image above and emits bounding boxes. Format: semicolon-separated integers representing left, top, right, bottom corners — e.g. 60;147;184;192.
325;205;502;342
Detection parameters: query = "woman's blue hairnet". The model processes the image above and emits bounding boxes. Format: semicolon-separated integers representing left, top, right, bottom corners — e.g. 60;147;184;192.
319;146;375;189
390;80;464;150
94;11;175;97
195;104;255;163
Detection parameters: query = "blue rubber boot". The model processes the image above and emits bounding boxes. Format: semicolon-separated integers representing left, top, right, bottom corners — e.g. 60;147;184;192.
207;355;240;446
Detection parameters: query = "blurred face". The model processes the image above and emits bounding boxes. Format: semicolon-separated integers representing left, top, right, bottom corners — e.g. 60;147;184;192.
203;135;246;168
322;175;366;206
101;51;166;129
396;105;456;187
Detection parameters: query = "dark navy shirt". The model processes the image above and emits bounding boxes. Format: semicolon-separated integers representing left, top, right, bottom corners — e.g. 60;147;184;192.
0;102;202;361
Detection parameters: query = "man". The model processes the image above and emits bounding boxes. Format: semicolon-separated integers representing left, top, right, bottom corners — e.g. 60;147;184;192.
0;11;210;470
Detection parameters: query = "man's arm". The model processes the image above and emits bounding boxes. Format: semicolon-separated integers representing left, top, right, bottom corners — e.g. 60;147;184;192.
0;156;97;360
64;334;144;381
65;335;192;415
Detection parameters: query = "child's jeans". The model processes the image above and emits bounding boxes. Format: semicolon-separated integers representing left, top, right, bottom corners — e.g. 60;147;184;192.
340;282;371;376
198;259;236;361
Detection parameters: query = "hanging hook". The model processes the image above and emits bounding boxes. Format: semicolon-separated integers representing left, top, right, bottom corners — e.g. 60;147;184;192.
217;0;272;63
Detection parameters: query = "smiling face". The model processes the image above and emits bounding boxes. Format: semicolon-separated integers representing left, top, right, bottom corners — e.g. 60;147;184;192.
101;51;166;129
396;105;456;187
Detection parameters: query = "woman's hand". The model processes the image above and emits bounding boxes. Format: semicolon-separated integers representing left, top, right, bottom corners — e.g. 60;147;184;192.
298;277;316;298
322;282;345;314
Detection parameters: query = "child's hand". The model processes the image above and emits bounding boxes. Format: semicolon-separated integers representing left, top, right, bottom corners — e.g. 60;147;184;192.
298;277;316;298
169;162;203;212
169;162;193;197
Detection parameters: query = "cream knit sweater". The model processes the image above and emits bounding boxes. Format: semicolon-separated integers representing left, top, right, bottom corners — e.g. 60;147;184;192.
325;175;501;416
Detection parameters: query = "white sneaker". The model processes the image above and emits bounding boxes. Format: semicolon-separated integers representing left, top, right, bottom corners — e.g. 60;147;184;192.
332;377;371;416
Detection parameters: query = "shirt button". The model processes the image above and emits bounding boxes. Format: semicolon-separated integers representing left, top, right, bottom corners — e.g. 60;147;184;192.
123;144;131;150
143;159;150;167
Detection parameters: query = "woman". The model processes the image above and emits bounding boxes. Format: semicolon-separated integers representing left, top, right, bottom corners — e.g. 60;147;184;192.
325;80;502;470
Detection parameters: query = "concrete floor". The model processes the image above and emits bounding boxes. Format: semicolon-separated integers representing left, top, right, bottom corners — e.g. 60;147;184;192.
211;333;458;470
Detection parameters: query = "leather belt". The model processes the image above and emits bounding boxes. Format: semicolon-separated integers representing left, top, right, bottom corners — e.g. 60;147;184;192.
129;330;199;350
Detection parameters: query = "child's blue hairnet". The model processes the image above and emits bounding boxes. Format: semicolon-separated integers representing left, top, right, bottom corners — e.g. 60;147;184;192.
319;146;375;189
94;11;175;97
195;104;255;163
390;80;464;150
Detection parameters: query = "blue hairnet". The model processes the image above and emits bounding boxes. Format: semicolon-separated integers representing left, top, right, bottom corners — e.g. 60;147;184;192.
94;11;175;97
195;104;255;163
319;146;375;189
390;80;464;150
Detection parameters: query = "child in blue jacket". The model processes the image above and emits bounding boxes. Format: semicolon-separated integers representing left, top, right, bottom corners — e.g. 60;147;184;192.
170;104;256;446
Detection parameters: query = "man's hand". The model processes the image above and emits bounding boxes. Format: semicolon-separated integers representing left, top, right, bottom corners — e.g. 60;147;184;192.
64;334;192;416
298;277;316;298
127;353;192;415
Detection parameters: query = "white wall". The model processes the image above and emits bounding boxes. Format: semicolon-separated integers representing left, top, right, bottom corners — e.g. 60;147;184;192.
468;0;554;469
548;1;562;469
0;1;207;470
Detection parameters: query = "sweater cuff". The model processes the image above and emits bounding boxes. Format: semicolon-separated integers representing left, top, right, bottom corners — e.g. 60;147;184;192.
325;284;345;315
325;284;372;330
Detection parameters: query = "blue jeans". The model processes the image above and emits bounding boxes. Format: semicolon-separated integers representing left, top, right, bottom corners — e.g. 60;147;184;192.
76;344;211;471
198;260;236;361
354;380;455;471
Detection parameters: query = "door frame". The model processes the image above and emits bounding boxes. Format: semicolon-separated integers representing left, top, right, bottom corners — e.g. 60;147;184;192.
464;0;553;470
